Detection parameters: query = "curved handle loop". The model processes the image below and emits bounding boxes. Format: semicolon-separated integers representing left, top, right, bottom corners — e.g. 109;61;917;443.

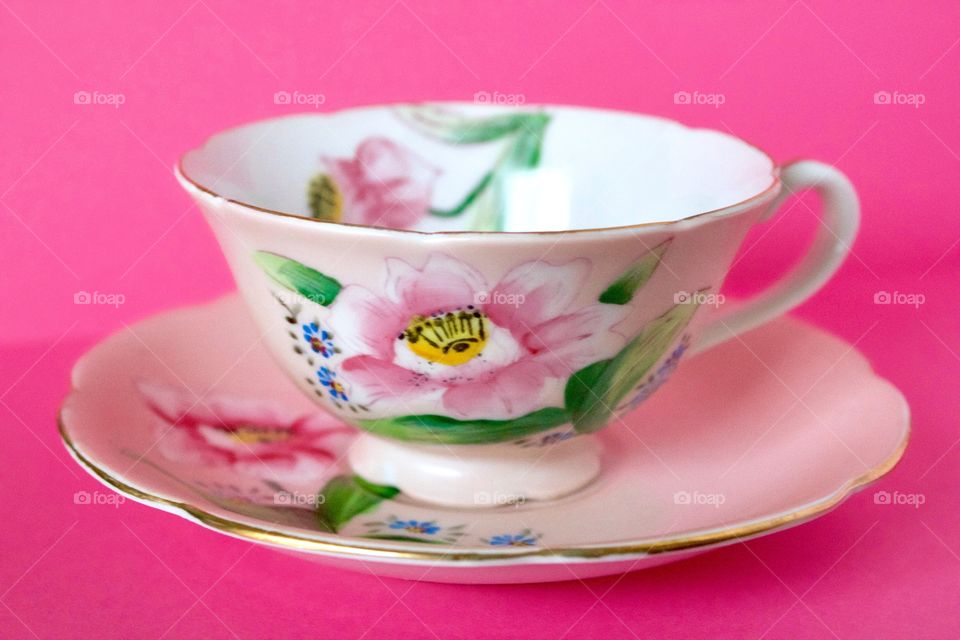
691;160;860;355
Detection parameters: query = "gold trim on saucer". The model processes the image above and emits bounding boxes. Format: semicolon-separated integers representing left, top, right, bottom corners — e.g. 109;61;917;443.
57;414;909;564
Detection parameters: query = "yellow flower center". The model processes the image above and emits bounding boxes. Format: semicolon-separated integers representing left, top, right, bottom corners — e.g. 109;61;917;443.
402;308;489;366
228;425;290;444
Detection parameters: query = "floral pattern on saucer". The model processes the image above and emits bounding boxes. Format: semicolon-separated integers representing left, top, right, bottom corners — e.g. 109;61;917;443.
484;530;542;547
361;515;467;545
138;381;353;496
128;381;548;545
59;293;911;580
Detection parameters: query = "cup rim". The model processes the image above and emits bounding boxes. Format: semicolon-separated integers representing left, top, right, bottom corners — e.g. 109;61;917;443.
176;101;783;237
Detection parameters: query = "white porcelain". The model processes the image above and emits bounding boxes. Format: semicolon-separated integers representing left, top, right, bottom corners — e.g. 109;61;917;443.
347;432;602;507
176;103;861;507
59;296;908;583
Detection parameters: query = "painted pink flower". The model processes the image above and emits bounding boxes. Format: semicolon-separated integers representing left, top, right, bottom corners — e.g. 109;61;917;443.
328;254;629;420
139;382;353;491
323;137;439;229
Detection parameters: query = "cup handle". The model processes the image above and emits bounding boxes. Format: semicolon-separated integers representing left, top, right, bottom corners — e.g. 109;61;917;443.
691;160;860;355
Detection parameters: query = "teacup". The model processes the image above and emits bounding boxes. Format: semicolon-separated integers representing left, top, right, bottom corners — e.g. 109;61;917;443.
177;103;858;507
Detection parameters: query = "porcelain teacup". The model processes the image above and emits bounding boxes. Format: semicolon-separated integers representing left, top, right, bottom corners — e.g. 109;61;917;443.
177;103;858;507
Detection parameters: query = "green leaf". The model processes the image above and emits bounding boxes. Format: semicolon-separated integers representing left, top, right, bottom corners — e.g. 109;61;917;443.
253;251;342;306
598;239;672;305
563;359;611;420
316;475;400;532
565;298;701;433
395;106;534;144
358;407;570;445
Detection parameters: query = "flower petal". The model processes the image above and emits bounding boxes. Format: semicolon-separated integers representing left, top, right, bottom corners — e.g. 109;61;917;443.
355;137;437;187
386;253;487;315
441;360;552;420
325;137;438;229
485;259;591;332
138;381;306;431
342;355;442;405
525;304;630;376
327;285;406;360
233;455;334;496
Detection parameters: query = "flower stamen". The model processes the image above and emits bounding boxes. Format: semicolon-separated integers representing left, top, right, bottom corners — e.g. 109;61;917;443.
401;308;489;366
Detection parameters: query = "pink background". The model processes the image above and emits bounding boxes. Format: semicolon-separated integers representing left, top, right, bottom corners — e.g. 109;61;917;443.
2;1;958;637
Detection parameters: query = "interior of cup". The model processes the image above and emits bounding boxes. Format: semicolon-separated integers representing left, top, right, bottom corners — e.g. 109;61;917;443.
179;102;777;233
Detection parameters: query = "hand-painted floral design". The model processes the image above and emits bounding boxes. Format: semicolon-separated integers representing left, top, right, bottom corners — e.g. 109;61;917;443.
316;366;350;402
389;519;440;535
515;428;576;448
618;334;691;413
192;478;292;509
360;514;466;544
310;137;439;229
394;106;552;231
302;321;335;358
139;381;353;492
255;240;701;443
484;529;541;547
308;107;553;231
329;253;629;421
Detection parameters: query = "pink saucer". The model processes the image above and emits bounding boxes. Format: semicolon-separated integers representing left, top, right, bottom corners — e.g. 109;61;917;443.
59;295;908;584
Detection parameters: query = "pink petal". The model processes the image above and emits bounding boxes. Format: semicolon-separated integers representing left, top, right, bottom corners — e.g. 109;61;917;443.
138;381;303;431
356;138;438;187
386;254;487;315
327;285;406;360
154;423;228;466
441;360;553;420
325;137;438;229
485;259;590;332
525;304;630;376
342;355;442;404
233;456;334;495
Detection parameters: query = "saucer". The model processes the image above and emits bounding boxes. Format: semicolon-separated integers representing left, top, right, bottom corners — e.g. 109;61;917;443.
59;295;908;584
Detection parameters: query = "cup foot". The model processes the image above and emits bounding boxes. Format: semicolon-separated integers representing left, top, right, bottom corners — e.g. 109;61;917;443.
348;433;602;508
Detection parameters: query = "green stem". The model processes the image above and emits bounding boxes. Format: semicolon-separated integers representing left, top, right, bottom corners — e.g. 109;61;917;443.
428;170;494;218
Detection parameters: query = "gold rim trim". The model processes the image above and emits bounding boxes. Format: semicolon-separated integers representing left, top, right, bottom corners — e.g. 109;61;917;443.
58;414;909;563
175;102;783;237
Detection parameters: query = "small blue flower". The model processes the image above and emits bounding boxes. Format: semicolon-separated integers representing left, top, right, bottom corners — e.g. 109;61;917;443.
487;531;539;547
316;366;349;401
389;519;441;535
302;322;335;358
